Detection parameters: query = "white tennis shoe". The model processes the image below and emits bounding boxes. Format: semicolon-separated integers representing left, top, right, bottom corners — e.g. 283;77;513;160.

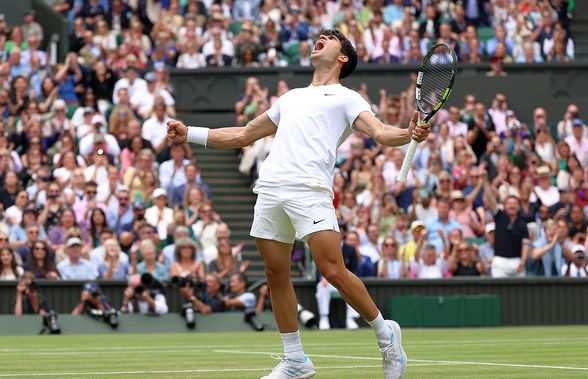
260;354;316;379
378;320;407;379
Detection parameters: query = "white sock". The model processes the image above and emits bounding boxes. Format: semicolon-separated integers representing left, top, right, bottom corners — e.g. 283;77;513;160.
367;312;389;342
281;330;305;361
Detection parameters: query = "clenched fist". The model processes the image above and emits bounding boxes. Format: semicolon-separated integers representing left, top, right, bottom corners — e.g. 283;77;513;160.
166;119;188;142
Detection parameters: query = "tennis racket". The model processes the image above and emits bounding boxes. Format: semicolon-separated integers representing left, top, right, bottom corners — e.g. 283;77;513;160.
397;43;457;183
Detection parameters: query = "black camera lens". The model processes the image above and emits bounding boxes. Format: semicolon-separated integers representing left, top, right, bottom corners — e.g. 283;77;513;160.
134;285;144;295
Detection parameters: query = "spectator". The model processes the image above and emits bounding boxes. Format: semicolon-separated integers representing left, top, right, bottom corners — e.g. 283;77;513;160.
57;237;98;280
377;236;403;279
121;273;168;315
0;247;24;280
141;99;172;153
98;239;130;280
561;244;588;277
449;190;483;239
425;198;461;254
222;272;257;314
9;204;47;249
484;176;529;278
136;239;168;282
478;222;496;275
159;143;190;192
208;237;249;282
406;239;449;279
531;166;560;209
131;73;175;119
180;273;226;314
145;188;173;241
564;119;588;165
170;237;204;279
448;240;485;276
160;225;190;266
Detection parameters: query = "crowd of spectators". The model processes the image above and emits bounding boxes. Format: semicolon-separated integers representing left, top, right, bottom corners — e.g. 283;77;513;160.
0;7;253;315
34;0;577;72
236;74;588;282
0;0;586;324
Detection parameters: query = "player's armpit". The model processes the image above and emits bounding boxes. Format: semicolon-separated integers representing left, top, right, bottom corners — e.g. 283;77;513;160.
208;113;277;148
353;111;411;147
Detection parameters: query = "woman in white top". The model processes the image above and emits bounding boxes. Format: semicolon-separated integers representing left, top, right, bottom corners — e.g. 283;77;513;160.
53;151;79;187
0;247;24;280
176;40;206;69
377;236;403;279
6;190;28;226
534;127;556;164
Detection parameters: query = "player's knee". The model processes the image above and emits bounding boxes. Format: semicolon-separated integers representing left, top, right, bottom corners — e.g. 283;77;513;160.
264;266;289;284
321;266;347;288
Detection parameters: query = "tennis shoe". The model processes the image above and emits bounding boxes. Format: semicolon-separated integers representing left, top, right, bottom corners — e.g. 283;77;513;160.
378;320;407;379
260;354;316;379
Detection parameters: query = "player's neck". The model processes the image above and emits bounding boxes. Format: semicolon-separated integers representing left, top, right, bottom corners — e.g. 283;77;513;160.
310;66;340;86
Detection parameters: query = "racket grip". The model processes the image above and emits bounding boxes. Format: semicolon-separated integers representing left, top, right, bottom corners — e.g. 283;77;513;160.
397;139;419;183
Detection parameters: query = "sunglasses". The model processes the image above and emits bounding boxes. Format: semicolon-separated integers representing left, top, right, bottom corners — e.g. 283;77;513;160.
383;243;397;247
0;238;8;242
458;248;470;252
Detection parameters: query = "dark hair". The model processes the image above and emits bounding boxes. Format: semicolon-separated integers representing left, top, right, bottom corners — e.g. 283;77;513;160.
26;240;57;278
0;247;18;277
319;29;357;79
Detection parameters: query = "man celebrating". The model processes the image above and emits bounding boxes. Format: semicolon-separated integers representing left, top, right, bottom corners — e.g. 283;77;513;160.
167;29;429;379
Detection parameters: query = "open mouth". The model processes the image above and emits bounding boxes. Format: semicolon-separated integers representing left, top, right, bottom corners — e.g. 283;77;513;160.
312;40;325;53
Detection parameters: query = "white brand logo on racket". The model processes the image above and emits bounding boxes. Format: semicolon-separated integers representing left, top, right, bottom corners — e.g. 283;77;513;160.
416;71;423;85
415;88;421;100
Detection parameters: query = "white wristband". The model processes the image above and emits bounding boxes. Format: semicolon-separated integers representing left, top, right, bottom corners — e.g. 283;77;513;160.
187;126;209;147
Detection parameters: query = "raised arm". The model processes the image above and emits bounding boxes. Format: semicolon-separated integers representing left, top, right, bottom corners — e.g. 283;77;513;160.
353;110;429;147
167;113;277;149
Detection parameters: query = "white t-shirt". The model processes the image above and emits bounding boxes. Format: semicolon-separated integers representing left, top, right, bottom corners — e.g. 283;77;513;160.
561;264;587;278
236;292;257;312
531;185;560;207
256;84;371;195
142;116;171;148
410;258;447;279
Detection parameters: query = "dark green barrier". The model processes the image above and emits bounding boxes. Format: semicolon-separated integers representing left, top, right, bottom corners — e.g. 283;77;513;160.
389;295;501;327
170;63;588;126
2;278;588;326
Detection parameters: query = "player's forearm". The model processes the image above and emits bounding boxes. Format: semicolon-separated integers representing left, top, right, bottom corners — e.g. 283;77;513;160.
375;125;412;147
187;126;250;148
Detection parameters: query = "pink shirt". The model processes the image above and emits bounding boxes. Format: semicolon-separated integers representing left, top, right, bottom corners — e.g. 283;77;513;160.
565;135;588;165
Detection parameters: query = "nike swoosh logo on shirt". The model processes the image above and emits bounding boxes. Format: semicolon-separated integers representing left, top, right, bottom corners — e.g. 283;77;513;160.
324;93;336;96
313;219;325;224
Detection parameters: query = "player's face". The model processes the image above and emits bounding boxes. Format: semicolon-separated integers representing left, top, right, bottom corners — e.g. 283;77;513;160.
310;33;345;65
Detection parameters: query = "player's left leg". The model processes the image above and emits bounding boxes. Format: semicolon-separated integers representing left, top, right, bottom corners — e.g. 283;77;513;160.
308;230;407;379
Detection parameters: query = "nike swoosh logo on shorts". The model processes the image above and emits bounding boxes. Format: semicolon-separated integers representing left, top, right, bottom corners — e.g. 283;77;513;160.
313;219;325;224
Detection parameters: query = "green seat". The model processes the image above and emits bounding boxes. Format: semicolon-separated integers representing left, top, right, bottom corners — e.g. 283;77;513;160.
477;27;495;43
283;42;301;64
229;21;243;36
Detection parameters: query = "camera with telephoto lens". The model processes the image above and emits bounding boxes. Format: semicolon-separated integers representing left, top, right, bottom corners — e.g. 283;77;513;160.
42;311;61;334
181;303;196;329
134;273;163;297
83;283;119;328
244;310;264;331
297;304;317;328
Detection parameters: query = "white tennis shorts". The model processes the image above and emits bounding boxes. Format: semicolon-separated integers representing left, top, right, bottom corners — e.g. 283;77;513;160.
250;188;340;244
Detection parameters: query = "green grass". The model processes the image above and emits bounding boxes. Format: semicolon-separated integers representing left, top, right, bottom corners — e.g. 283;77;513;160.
1;326;587;378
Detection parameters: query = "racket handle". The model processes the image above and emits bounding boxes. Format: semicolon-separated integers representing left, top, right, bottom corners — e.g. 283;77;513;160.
397;139;419;183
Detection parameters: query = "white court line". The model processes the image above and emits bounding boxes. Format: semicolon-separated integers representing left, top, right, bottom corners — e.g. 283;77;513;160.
0;365;382;377
2;336;587;354
215;350;588;372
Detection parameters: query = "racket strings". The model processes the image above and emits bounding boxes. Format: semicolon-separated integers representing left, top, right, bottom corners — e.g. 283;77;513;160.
419;49;455;113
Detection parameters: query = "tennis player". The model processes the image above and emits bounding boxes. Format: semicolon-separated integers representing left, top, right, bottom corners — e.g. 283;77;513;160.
167;29;430;379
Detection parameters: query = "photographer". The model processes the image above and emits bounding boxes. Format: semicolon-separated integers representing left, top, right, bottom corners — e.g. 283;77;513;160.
178;273;226;315
121;273;168;316
14;271;60;334
223;273;261;331
71;283;118;328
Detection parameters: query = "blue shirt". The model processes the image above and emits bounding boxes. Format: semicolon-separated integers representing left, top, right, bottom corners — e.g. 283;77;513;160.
98;261;130;280
57;258;98;280
357;255;375;277
531;237;567;277
137;261;169;282
425;218;461;254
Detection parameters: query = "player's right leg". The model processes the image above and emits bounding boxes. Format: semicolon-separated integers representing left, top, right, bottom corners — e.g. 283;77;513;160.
256;238;316;379
250;192;315;379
